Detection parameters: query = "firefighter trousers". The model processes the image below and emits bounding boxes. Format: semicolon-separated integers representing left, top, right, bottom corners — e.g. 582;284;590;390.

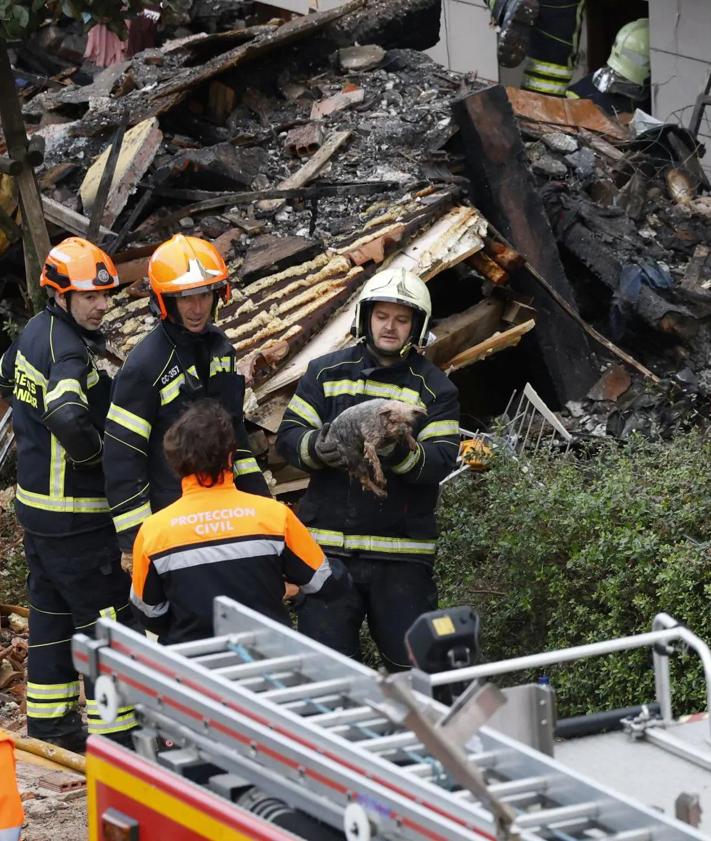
297;556;438;672
24;526;138;745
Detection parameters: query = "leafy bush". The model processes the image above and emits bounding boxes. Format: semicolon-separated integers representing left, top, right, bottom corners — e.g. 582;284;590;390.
435;432;711;718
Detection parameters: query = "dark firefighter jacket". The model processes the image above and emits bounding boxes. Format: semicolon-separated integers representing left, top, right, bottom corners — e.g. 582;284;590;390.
0;302;113;536
103;320;269;553
566;73;648;117
276;344;460;565
131;471;347;643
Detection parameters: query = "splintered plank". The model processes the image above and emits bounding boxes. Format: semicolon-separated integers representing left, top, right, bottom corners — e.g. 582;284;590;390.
385;205;488;279
425;299;505;368
443;319;536;373
42;196;113;239
256;130;352;213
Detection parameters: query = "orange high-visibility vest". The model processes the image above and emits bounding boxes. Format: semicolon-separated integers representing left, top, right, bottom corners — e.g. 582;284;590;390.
0;736;24;835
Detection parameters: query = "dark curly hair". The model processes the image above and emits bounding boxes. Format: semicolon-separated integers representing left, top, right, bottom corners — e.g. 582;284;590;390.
163;399;236;486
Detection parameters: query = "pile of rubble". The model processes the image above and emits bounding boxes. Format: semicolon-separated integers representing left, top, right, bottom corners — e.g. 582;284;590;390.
2;0;711;474
0;606;27;722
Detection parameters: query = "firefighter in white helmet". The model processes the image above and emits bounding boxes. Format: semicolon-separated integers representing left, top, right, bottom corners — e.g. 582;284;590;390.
277;268;460;671
567;19;651;115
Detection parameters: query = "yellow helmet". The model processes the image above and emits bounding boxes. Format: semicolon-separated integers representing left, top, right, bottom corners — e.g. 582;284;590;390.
607;18;650;86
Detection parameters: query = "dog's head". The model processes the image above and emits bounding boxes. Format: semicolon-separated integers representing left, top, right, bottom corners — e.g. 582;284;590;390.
378;400;426;436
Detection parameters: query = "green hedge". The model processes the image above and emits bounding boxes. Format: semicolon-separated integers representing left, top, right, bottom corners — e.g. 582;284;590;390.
435;432;711;718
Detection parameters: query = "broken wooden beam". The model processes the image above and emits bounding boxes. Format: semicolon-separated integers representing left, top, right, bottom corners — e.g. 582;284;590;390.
257;130;352;213
42;196;114;240
484;237;525;272
425;298;505;368
453;84;598;406
468;251;508;285
443;319;536;373
86;111;127;242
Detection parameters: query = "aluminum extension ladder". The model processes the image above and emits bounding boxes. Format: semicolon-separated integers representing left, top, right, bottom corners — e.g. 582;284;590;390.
73;598;705;841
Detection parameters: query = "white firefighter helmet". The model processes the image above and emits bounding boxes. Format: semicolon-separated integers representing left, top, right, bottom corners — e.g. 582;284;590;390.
606;18;650;86
354;267;432;349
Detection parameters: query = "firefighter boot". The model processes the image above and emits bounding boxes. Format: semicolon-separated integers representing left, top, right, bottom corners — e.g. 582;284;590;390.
488;0;540;68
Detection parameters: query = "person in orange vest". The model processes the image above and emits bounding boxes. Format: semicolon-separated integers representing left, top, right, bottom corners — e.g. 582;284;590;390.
0;734;24;841
130;399;351;643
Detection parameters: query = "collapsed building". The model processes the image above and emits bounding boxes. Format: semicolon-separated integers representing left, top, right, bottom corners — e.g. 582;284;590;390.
0;0;710;490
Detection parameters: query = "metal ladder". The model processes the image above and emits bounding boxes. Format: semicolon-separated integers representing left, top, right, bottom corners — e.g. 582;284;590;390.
73;598;706;841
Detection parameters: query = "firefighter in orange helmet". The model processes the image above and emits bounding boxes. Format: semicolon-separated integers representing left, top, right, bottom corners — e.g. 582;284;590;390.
0;238;137;751
0;734;23;840
104;234;270;575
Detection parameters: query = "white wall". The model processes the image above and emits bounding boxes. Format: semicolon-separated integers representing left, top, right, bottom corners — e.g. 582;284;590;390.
648;0;711;175
426;0;500;81
426;0;587;89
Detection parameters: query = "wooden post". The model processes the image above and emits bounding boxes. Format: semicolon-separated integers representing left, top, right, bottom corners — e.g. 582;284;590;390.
453;84;598;406
0;40;50;312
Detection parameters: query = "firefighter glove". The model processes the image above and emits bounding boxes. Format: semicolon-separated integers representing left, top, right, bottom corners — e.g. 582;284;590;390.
314;424;347;469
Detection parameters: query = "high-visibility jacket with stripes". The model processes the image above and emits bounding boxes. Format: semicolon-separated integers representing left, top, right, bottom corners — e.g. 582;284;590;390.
522;0;585;98
104;321;270;553
566;72;641;116
0;303;113;536
131;471;342;642
276;344;460;565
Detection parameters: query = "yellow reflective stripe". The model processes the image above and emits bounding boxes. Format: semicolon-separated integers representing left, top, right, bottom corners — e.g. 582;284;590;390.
107;403;152;440
209;355;232;377
15;350;48;389
309;528;345;548
159;373;185;406
233;457;260;476
113;501;152;533
49;434;65;498
308;528;436;554
299;430;321;470
88;710;137;734
391;445;422;475
45;378;87;407
287;394;322;428
27;681;80;699
322;379;426;408
522;74;569;95
99;606;117;621
418;420;459;441
105;429;147;457
565;90;580;99
345;534;435;554
526;59;574;80
87;368;100;388
16;484;110;513
86;702;134;714
26;701;80;718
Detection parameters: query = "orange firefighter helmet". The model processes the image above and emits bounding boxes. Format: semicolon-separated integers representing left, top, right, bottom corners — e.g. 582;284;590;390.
148;234;230;320
40;237;119;294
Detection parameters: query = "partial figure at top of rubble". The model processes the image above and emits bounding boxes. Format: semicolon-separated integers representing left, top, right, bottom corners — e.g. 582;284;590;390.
486;2;650;116
567;18;651;116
